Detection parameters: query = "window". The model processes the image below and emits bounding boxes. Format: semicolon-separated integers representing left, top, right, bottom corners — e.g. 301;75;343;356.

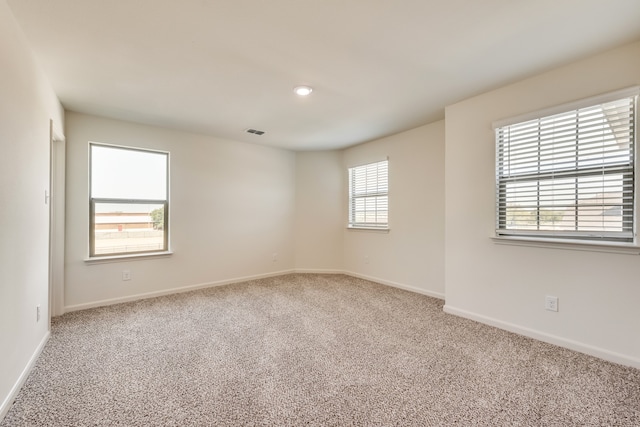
89;143;169;257
495;89;637;243
348;159;389;229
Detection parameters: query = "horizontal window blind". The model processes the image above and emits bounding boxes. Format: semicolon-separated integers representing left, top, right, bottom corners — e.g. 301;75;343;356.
349;159;389;229
496;94;636;242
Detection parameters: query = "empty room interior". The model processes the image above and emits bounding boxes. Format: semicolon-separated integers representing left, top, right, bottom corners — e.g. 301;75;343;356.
2;0;640;425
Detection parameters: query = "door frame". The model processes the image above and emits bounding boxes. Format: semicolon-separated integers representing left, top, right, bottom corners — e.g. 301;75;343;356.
49;119;66;326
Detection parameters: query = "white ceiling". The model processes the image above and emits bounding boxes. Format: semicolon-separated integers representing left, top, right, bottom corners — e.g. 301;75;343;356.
7;0;640;151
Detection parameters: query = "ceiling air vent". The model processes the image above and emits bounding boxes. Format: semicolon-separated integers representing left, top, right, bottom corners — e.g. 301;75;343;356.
245;128;266;136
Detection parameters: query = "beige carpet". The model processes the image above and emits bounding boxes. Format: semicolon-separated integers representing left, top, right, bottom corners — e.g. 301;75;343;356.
2;274;639;426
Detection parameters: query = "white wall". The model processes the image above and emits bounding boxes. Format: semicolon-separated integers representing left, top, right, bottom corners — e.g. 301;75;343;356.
444;40;640;367
65;115;446;308
64;112;296;310
342;122;446;298
0;0;64;417
294;151;344;272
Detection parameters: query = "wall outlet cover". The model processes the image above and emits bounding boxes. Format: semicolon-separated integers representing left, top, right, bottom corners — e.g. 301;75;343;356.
545;295;559;312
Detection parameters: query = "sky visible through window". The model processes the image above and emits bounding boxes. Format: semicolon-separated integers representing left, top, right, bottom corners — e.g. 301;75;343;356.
90;144;168;255
91;145;167;200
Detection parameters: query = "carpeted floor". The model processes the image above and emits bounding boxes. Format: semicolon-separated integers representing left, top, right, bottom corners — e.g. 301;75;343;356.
2;274;639;426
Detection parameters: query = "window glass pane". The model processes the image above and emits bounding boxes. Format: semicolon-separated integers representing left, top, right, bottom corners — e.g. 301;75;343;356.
93;202;165;255
503;175;629;232
496;93;635;241
348;160;389;228
91;145;167;200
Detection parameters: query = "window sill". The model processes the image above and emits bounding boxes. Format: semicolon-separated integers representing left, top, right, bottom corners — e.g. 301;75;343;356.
84;251;173;264
347;227;390;233
491;236;640;255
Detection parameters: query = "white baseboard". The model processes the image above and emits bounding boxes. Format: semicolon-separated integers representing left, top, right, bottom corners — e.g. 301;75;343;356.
1;331;50;421
63;269;296;313
64;269;444;313
443;304;640;370
343;271;445;300
294;268;346;275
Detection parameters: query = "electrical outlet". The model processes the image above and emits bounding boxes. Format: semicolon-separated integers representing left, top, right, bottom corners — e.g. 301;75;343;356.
272;252;278;262
36;305;41;322
122;270;131;281
545;295;559;312
364;255;370;264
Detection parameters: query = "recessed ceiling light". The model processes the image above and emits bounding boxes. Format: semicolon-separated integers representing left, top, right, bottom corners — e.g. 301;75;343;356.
293;85;313;96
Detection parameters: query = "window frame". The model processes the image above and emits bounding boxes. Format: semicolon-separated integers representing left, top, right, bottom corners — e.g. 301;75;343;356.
347;158;389;230
88;142;170;258
493;87;639;246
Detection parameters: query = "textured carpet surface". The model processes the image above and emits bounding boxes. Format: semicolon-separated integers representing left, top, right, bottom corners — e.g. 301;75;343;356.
2;274;639;426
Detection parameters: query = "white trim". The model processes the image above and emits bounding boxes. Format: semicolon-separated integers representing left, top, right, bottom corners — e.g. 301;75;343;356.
443;304;640;369
343;271;445;300
49;120;66;320
63;269;295;312
294;268;346;275
1;332;50;420
88;140;169;156
84;251;174;264
492;85;640;129
491;236;640;255
346;227;390;233
346;155;390;169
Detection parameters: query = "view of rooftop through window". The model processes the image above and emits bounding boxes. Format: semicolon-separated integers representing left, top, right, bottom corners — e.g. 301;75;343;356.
496;94;635;241
90;144;168;256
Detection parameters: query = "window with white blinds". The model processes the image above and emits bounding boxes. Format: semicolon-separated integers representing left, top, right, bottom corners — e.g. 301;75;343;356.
348;159;389;229
495;90;637;242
